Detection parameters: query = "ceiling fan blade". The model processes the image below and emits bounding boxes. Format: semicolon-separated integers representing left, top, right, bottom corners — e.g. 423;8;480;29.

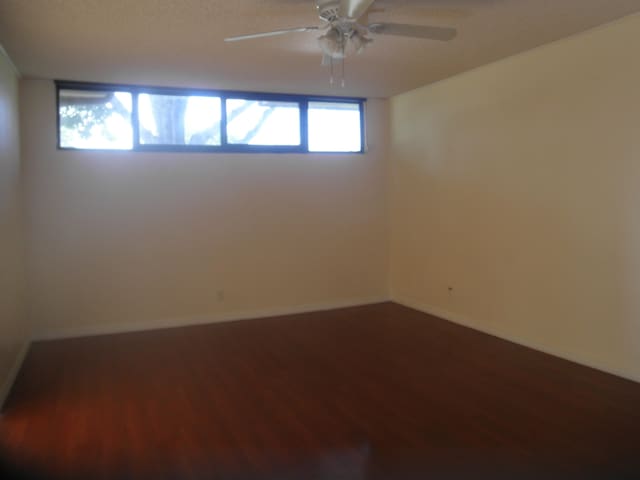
368;23;457;41
225;26;319;42
339;0;376;20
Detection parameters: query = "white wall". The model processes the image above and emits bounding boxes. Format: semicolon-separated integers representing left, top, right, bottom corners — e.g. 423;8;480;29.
390;14;640;382
0;47;28;406
22;79;389;338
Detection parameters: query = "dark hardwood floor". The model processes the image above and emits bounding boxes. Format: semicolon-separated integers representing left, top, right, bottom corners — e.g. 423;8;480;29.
1;302;639;479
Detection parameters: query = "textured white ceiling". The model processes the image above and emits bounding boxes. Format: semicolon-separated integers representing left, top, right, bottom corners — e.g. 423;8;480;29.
0;0;639;98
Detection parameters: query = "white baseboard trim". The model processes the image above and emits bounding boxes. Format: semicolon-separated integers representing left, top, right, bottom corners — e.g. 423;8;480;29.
34;296;392;342
394;295;640;385
0;341;30;411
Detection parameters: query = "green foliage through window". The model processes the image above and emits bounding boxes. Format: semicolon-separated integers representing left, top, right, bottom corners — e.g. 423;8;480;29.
59;90;133;149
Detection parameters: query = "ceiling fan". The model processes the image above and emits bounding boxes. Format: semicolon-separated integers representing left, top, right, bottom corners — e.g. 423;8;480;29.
224;0;457;64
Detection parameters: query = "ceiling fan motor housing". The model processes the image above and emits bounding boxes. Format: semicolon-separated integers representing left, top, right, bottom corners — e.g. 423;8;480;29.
316;0;341;23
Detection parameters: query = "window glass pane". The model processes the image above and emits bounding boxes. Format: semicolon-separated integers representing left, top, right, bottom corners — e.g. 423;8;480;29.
138;94;222;146
59;89;133;149
226;99;300;146
308;102;362;152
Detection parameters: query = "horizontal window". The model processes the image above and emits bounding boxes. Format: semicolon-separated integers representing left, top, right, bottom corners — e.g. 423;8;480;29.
56;81;365;153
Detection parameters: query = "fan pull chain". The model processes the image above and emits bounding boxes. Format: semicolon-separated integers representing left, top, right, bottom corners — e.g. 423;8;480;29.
340;37;346;88
329;57;335;85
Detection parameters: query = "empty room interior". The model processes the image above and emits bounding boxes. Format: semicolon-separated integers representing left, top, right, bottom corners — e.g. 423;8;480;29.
2;0;640;478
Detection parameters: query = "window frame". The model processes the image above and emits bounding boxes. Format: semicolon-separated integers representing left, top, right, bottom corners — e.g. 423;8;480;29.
56;80;366;154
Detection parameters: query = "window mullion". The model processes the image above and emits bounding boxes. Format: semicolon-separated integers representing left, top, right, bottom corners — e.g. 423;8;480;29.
300;100;309;153
220;94;228;148
132;91;140;150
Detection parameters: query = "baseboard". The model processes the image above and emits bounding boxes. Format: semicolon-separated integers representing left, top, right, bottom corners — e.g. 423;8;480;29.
34;296;391;342
0;341;30;411
394;295;640;385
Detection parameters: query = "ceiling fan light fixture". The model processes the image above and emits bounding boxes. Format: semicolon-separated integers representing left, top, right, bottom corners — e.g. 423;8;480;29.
318;27;345;59
350;31;372;55
318;27;371;59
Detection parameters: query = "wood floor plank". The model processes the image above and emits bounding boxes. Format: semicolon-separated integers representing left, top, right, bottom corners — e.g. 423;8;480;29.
1;302;639;479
